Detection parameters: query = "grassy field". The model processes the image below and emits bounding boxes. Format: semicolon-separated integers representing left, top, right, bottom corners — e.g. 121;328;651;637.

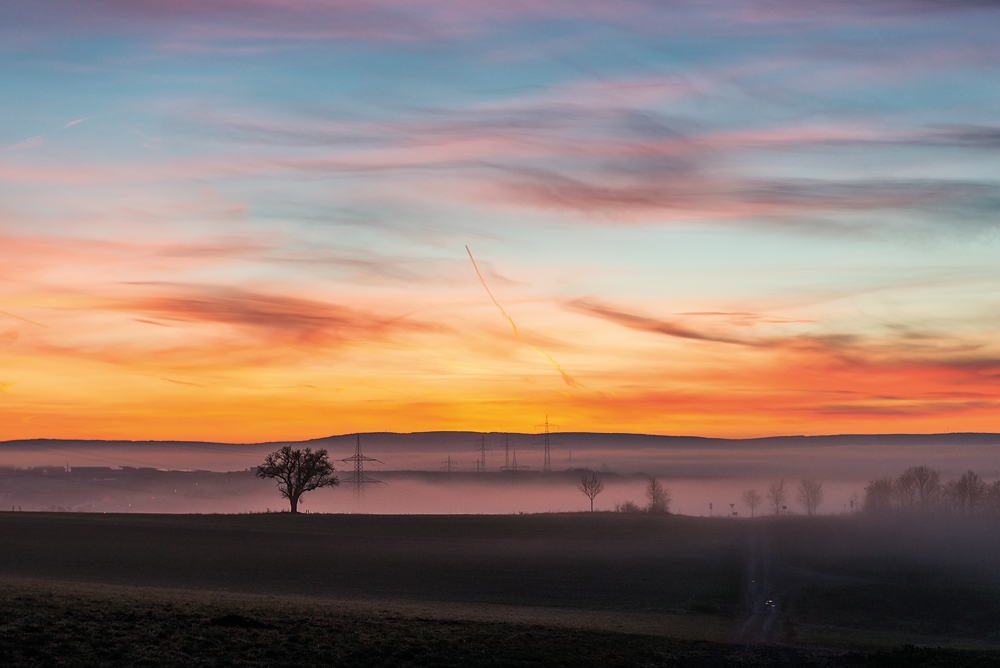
3;512;1000;666
0;512;743;623
770;516;1000;650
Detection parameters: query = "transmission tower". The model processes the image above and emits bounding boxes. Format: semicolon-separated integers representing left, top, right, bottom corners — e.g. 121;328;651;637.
441;455;457;473
534;416;560;472
473;434;490;473
340;434;383;497
501;449;529;482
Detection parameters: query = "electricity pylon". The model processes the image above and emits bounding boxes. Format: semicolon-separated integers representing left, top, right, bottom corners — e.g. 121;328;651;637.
340;434;383;498
534;416;560;472
473;434;490;473
501;449;529;483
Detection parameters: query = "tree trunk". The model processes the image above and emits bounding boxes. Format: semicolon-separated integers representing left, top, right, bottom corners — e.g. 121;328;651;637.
289;495;299;514
590;498;594;512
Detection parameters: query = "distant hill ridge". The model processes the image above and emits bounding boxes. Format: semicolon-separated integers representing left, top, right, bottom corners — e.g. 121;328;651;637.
4;431;1000;453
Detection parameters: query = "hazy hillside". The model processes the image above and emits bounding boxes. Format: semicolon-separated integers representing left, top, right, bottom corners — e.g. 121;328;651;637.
3;432;1000;479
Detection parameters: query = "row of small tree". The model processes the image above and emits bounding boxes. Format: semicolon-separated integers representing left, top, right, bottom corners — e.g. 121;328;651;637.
864;465;1000;515
578;474;672;513
593;475;829;516
740;478;824;516
586;468;1000;518
586;474;828;516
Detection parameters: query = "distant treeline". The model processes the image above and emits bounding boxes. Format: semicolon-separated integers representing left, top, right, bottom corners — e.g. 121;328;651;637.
0;466;252;479
865;466;1000;515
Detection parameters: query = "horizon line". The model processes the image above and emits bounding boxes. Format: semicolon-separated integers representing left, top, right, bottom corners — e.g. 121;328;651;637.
4;430;1000;447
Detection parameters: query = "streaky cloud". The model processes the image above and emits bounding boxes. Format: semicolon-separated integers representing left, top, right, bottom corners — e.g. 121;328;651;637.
113;284;438;346
569;299;752;346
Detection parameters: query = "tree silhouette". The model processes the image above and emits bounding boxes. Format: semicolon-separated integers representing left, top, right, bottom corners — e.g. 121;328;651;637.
741;489;761;517
896;466;941;512
645;477;671;514
766;479;788;516
944;470;987;513
578;473;605;512
987;481;1000;514
796;479;823;516
863;476;895;515
894;468;919;509
257;446;339;513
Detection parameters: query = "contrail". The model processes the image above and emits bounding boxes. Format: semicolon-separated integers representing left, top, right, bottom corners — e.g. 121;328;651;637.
0;311;48;328
466;245;580;388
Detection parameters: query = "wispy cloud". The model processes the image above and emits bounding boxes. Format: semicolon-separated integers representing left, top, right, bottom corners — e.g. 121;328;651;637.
2;136;44;152
112;285;438;347
570;297;999;369
157;92;1000;231
13;0;999;44
569;299;751;346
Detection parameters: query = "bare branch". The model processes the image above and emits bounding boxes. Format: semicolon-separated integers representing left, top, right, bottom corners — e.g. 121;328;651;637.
578;473;605;512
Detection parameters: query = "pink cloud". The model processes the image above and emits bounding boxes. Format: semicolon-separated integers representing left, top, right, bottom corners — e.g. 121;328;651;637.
115;285;429;345
2;136;44;152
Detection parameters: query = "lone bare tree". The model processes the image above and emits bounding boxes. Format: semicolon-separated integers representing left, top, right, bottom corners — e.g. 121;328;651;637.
645;477;671;514
767;479;788;516
741;489;761;517
257;446;339;513
578;473;605;512
796;479;823;516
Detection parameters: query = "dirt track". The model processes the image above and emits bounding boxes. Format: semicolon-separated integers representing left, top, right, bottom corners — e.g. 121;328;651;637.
730;522;782;645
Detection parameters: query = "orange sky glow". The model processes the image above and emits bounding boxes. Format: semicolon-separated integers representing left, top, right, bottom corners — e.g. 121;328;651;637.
3;1;1000;442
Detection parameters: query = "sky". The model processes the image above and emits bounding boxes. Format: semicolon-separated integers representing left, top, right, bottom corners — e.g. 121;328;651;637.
2;0;1000;442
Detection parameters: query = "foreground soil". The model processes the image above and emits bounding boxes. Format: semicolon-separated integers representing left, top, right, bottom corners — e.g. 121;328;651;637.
769;516;1000;650
2;579;999;668
0;511;741;633
3;512;1000;665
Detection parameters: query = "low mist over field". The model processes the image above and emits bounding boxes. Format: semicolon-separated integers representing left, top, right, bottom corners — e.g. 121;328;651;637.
4;432;1000;515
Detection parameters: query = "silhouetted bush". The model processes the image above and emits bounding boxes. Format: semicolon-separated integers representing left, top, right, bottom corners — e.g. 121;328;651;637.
615;500;643;513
